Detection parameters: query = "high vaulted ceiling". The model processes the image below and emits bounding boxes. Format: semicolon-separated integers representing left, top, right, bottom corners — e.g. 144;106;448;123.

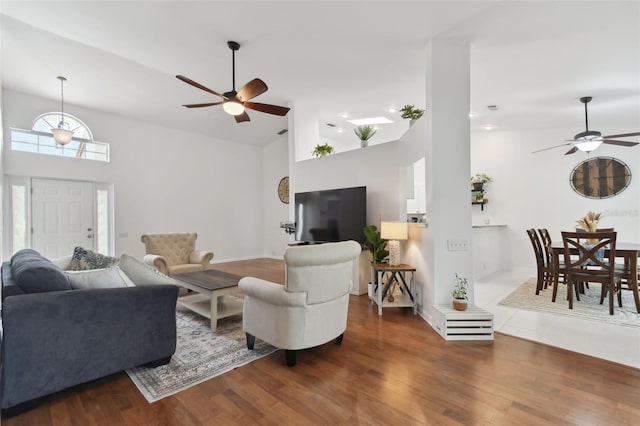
2;1;639;148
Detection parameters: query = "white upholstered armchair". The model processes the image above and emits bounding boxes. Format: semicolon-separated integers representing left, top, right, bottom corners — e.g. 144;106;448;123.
239;241;361;366
140;233;214;275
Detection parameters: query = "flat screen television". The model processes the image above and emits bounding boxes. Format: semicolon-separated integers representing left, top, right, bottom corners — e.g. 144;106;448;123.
294;186;366;244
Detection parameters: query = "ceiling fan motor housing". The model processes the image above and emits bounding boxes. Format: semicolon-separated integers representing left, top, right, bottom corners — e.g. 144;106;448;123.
574;129;602;141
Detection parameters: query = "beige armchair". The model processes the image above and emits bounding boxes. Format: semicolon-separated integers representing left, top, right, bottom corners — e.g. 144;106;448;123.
239;241;361;366
140;233;214;275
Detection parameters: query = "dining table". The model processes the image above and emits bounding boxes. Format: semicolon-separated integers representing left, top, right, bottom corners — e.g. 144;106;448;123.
549;241;640;313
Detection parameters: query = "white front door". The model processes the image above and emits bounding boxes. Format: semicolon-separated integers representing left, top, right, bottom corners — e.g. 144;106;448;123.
31;179;94;259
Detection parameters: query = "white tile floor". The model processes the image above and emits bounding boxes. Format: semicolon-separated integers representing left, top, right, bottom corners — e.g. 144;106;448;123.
474;267;640;369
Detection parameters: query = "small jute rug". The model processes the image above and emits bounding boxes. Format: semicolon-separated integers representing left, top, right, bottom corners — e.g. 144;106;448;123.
498;278;640;328
126;309;277;402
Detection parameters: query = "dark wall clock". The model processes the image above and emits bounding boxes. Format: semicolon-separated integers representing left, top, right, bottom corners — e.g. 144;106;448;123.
570;157;631;199
278;176;289;204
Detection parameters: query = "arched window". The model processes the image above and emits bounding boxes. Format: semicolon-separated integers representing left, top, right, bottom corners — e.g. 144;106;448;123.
32;112;94;141
10;112;109;162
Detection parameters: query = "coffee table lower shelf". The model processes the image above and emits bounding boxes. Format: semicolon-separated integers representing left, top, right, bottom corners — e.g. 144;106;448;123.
177;293;243;331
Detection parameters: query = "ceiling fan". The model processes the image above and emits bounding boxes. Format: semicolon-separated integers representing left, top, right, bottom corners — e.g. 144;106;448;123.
532;96;640;155
176;41;290;123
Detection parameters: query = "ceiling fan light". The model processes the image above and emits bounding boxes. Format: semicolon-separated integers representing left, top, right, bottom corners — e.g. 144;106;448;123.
575;140;602;152
223;101;245;116
51;125;74;145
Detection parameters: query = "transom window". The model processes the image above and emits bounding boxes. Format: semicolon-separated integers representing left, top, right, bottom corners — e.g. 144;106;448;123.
10;112;109;162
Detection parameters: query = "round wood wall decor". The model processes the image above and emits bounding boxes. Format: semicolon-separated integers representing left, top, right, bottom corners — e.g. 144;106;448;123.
278;177;289;204
570;157;631;199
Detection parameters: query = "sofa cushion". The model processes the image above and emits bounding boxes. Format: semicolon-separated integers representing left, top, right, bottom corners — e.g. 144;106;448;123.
119;254;177;286
66;266;136;289
9;249;71;294
66;247;119;271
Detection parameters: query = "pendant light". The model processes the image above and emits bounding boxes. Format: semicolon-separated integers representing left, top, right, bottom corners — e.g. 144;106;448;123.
51;76;74;145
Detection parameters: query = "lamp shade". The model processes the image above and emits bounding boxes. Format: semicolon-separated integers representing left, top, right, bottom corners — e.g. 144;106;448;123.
380;221;408;241
51;127;73;145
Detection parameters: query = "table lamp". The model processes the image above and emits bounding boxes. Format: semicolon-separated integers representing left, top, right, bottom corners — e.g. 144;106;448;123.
381;221;408;266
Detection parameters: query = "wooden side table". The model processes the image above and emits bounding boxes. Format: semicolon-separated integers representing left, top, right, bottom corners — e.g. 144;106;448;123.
370;263;417;316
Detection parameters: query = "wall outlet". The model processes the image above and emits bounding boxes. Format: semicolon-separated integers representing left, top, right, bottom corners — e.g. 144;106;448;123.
447;239;469;251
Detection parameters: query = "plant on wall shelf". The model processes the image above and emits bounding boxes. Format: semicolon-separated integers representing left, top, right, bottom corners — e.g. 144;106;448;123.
399;104;425;121
354;125;377;148
471;173;492;184
312;142;334;157
471;173;492;191
363;225;389;264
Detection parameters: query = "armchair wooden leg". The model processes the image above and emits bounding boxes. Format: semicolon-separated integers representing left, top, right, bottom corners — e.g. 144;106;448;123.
246;333;255;350
285;350;296;367
335;333;344;345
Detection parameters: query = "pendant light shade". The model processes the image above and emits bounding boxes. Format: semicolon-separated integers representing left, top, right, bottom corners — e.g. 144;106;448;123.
52;76;74;145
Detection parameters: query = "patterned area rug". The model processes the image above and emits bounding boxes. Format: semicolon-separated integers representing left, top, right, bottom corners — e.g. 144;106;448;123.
126;309;277;402
499;279;640;328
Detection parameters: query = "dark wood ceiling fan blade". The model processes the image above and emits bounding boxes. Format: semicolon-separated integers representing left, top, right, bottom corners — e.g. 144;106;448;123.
236;79;268;102
234;111;250;123
244;101;290;116
176;75;226;99
602;139;639;147
564;146;578;155
531;142;572;153
182;102;224;108
603;132;640;139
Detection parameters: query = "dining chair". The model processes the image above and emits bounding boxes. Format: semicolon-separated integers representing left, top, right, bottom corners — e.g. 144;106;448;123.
537;228;567;302
561;230;623;315
527;229;553;295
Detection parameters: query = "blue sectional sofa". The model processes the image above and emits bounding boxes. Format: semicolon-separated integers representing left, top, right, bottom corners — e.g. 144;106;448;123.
0;249;179;416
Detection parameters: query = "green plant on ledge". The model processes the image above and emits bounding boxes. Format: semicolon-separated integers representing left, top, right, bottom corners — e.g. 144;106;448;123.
354;125;377;143
312;142;334;157
362;225;389;264
399;104;425;120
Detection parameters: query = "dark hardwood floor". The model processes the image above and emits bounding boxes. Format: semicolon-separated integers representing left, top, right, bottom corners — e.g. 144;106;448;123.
3;258;640;425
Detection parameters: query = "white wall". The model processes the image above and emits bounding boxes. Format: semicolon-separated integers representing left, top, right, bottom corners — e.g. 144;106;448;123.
262;135;291;258
2;89;264;261
471;126;640;270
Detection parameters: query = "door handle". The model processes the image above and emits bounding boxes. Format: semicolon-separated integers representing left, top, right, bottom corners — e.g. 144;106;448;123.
87;228;92;231
87;234;93;238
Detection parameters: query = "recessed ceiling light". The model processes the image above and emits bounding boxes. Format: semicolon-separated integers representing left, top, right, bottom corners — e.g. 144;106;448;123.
347;116;394;126
484;125;494;130
340;112;349;119
469;112;476;118
387;107;397;113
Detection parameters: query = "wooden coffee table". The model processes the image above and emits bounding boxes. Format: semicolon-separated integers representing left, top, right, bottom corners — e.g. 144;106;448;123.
171;269;244;331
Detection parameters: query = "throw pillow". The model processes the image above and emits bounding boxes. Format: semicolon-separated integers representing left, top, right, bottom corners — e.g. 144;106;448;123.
66;266;136;289
10;249;71;293
118;254;177;286
66;247;119;271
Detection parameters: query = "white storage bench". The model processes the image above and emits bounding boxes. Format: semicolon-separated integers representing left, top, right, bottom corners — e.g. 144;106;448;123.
431;304;494;341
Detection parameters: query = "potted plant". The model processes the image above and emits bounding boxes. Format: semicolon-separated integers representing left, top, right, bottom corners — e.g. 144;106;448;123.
399;105;425;124
363;225;389;299
354;125;377;148
312;142;334;157
452;273;468;311
474;190;485;203
470;173;492;191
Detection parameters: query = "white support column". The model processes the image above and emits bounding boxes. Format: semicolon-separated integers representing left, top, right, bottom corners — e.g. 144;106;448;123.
422;39;474;320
